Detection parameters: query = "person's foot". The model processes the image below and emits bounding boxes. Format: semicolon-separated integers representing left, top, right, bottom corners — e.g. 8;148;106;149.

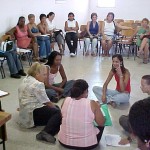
91;52;97;57
70;53;76;57
36;131;56;143
143;58;148;64
119;138;131;145
18;70;26;76
108;101;117;108
11;74;21;79
137;51;144;58
85;51;89;56
39;58;47;63
51;96;59;103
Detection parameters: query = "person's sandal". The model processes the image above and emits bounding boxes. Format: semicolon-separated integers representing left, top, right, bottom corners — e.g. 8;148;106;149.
108;101;117;108
91;52;97;57
143;58;149;64
85;51;89;56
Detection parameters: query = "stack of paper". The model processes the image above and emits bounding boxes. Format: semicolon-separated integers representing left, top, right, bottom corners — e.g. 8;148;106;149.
0;90;8;97
104;134;130;147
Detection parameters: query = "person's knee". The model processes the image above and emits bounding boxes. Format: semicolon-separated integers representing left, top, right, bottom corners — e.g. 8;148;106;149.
92;86;100;93
143;37;148;42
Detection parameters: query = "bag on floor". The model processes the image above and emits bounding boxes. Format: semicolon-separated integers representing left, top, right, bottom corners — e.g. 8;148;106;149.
0;40;14;53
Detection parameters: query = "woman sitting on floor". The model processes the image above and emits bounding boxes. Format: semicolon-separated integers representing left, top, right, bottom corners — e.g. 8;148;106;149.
58;79;105;149
47;12;65;54
84;13;100;57
27;14;51;62
129;18;150;64
18;62;61;143
6;16;39;61
93;54;131;108
129;97;150;150
45;51;75;102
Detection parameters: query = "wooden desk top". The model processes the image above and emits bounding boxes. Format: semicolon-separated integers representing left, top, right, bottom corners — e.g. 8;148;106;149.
0;112;11;127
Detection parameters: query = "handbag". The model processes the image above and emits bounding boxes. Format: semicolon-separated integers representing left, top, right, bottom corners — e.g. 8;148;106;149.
78;30;89;39
0;40;14;53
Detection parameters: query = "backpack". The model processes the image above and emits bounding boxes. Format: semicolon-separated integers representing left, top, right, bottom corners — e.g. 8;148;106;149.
0;40;14;53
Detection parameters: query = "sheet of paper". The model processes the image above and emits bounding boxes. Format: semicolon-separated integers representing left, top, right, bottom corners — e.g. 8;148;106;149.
105;134;130;147
39;34;50;37
0;90;8;97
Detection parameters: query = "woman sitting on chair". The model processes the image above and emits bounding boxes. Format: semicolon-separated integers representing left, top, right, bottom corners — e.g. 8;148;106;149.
47;12;64;54
101;12;132;57
93;54;131;108
0;38;26;78
129;18;150;64
65;12;79;57
27;14;51;62
6;16;39;61
84;13;100;57
45;51;75;102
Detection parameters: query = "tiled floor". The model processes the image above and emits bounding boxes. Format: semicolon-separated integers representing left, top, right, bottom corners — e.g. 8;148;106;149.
0;44;149;150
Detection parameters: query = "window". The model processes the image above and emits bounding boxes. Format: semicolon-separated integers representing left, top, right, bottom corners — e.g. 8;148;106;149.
98;0;115;7
55;0;66;4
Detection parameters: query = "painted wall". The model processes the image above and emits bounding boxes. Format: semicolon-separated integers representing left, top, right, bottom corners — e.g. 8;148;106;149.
88;0;150;21
0;0;89;35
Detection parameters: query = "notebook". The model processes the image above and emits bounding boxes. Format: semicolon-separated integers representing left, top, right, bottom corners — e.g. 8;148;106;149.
93;104;112;126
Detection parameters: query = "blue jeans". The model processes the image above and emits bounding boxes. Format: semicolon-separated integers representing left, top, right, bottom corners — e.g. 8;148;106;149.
93;86;130;105
46;80;75;99
37;37;51;58
0;51;22;75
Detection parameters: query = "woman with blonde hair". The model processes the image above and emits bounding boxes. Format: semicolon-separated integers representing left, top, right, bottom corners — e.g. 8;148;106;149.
18;62;61;143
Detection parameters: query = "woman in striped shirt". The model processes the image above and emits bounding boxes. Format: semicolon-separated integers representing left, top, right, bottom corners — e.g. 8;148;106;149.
58;79;105;149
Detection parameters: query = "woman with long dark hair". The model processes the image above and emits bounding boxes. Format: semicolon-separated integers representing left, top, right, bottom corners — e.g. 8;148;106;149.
45;51;74;102
6;16;39;61
47;12;64;54
58;79;105;149
65;12;79;57
93;54;131;108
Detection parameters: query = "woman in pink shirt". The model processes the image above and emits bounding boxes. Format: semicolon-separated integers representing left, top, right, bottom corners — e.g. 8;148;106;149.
58;79;105;149
6;16;39;61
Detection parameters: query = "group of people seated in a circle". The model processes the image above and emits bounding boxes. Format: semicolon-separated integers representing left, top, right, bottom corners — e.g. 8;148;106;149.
18;50;150;150
1;11;150;78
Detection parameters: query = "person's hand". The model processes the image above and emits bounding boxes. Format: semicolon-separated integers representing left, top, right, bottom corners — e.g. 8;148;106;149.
140;34;144;39
116;66;123;77
119;138;130;145
57;87;64;93
90;34;93;39
101;94;106;103
72;27;76;31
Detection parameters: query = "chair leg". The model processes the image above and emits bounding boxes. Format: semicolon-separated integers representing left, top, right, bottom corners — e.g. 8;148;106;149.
0;62;5;79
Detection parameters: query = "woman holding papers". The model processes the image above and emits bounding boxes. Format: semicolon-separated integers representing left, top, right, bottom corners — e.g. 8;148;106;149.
58;79;105;149
93;54;131;108
28;14;51;62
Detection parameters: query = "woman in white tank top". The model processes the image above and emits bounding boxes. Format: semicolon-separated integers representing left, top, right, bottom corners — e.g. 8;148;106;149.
45;51;75;102
101;12;132;57
65;12;79;57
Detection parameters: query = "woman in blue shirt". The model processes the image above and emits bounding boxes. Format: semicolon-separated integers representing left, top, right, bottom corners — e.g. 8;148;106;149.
84;13;100;57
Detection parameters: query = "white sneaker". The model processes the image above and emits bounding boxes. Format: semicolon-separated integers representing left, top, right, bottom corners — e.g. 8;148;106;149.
70;53;76;57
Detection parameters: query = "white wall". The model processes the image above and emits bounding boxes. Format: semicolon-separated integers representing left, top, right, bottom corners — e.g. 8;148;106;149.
0;0;89;35
88;0;150;21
